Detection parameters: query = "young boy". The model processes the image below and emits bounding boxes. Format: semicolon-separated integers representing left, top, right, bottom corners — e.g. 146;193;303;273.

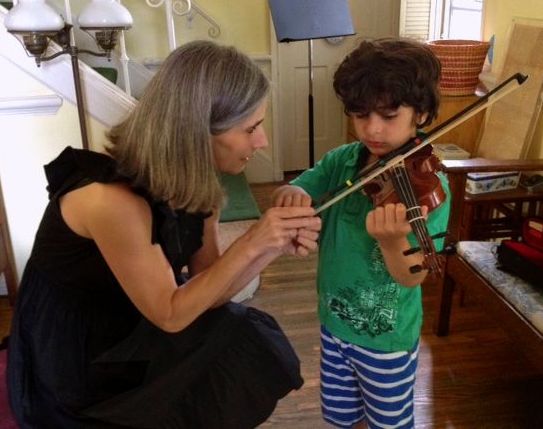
273;38;451;429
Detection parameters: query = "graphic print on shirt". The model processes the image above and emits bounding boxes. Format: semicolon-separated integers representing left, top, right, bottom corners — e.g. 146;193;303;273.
327;243;400;337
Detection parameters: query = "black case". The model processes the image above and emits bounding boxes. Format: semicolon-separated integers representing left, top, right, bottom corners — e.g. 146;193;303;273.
496;240;543;288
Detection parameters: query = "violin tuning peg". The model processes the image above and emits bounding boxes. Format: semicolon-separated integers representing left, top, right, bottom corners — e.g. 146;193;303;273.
403;247;419;256
404;231;448;257
409;264;424;274
432;231;448;240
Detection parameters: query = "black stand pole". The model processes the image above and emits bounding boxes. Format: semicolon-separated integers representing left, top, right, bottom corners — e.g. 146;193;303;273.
308;39;315;168
70;49;90;150
267;0;355;170
42;25;91;150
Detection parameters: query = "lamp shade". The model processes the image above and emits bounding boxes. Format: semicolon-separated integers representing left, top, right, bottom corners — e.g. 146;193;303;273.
78;0;133;30
268;0;354;42
4;0;64;33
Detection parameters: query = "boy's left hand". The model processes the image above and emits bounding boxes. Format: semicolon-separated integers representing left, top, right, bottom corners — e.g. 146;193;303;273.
366;203;428;245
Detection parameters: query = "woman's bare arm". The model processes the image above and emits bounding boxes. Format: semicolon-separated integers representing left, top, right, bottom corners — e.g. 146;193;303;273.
61;182;320;332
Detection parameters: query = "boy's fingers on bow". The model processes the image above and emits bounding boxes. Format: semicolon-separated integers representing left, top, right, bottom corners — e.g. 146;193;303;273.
283;194;294;207
292;193;313;207
272;193;286;207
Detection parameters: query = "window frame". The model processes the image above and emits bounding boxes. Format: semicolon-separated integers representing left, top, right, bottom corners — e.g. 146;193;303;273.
400;0;484;41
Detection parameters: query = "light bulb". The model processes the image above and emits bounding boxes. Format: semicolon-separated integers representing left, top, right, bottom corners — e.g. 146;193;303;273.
78;0;133;30
4;0;64;34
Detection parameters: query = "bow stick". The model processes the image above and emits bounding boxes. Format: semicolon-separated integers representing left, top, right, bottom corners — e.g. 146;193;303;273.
314;73;528;215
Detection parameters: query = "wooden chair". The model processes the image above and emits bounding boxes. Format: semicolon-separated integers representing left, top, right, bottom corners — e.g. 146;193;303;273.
0;348;16;426
0;181;17;306
433;158;543;368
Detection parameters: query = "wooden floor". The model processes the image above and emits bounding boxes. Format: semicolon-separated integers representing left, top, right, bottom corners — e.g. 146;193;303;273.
1;181;543;428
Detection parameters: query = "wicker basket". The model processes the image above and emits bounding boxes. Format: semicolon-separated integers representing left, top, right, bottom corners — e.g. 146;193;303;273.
426;40;490;96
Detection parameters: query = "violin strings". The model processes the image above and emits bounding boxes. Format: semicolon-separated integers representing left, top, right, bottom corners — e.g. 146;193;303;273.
391;166;430;251
391;166;428;242
390;165;440;272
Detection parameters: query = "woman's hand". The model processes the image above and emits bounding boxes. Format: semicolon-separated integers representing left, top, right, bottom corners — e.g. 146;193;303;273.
270;185;318;256
244;206;321;257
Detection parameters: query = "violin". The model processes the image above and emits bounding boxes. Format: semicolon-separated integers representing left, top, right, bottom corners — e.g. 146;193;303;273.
363;144;446;211
314;73;528;275
362;144;446;274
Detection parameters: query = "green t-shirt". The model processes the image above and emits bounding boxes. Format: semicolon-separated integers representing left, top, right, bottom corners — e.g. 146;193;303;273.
291;142;451;352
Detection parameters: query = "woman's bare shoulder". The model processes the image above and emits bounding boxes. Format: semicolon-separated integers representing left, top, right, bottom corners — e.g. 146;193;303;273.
61;182;151;238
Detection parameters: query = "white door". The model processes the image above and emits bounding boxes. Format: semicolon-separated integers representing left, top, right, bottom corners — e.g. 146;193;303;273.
273;0;400;172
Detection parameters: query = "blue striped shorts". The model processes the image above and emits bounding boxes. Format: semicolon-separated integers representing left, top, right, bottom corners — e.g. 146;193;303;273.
320;326;419;429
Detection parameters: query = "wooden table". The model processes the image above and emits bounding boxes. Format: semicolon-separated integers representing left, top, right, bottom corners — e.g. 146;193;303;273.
441;158;543;243
433;158;543;349
460;186;543;241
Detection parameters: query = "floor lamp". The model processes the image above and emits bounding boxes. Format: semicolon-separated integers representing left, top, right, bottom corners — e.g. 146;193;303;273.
269;0;354;168
4;0;133;150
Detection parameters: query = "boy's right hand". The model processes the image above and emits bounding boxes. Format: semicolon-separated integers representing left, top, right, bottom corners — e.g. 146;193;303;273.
272;185;313;208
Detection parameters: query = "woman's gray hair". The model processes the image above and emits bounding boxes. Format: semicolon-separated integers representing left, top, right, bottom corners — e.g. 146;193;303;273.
107;40;270;213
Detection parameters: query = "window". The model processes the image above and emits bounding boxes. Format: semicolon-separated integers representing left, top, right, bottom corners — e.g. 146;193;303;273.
443;0;484;39
400;0;484;41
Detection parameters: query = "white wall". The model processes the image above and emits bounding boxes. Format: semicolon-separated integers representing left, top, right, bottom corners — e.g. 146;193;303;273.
0;56;109;281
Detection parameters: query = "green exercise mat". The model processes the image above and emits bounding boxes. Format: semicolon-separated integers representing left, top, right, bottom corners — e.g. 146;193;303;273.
219;173;261;222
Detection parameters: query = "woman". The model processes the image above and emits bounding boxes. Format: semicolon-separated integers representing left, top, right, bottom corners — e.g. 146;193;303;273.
7;40;321;428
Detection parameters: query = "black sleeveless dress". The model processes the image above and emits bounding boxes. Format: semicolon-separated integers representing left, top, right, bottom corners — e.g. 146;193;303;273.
7;147;303;428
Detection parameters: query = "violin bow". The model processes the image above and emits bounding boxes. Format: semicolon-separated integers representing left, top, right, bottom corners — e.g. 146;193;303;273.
314;73;528;215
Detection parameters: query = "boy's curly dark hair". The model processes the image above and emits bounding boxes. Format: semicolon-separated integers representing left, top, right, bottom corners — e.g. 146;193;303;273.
333;38;441;128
